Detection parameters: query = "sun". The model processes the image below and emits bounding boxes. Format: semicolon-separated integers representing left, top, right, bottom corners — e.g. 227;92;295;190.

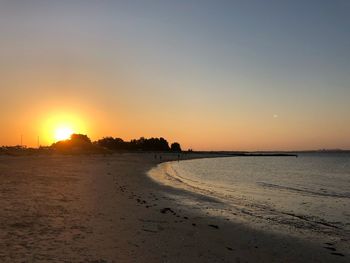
41;111;89;145
54;127;74;141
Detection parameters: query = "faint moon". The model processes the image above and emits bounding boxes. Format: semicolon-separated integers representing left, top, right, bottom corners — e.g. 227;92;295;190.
273;114;278;118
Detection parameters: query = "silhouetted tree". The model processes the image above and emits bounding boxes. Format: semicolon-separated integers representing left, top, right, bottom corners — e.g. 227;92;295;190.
96;136;171;151
51;133;94;152
70;134;91;144
97;137;126;150
170;142;182;152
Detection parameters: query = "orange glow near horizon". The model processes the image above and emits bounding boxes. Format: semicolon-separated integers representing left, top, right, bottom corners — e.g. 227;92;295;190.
54;127;73;141
0;2;350;151
41;112;88;145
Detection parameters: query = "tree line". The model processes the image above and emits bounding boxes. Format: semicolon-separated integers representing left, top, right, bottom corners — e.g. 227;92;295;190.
51;134;182;152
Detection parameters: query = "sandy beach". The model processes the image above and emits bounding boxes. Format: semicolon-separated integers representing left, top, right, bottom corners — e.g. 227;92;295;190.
0;153;348;262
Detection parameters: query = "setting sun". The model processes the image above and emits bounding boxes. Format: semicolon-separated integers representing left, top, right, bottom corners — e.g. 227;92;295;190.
39;111;89;145
54;127;74;141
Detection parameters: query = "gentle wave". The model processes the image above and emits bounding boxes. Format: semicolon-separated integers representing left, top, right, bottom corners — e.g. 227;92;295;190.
257;182;350;199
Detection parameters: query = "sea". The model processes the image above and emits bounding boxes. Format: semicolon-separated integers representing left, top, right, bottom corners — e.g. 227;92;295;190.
148;153;350;246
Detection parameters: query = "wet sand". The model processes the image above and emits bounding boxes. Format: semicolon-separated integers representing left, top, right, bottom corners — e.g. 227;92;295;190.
0;153;348;262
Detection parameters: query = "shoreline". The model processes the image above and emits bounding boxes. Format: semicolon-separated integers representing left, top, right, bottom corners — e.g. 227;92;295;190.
149;156;349;255
0;153;347;262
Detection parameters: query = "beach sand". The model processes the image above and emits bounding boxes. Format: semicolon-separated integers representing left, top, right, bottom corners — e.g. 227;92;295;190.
0;153;347;262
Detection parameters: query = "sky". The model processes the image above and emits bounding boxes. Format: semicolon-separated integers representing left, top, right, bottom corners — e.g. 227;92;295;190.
0;0;349;150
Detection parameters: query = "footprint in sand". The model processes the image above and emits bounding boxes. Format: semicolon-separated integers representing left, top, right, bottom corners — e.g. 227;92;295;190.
331;252;345;257
324;246;336;251
160;207;176;215
323;243;345;257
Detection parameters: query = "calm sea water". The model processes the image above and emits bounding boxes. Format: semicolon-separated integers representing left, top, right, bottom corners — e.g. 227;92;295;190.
149;153;350;242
